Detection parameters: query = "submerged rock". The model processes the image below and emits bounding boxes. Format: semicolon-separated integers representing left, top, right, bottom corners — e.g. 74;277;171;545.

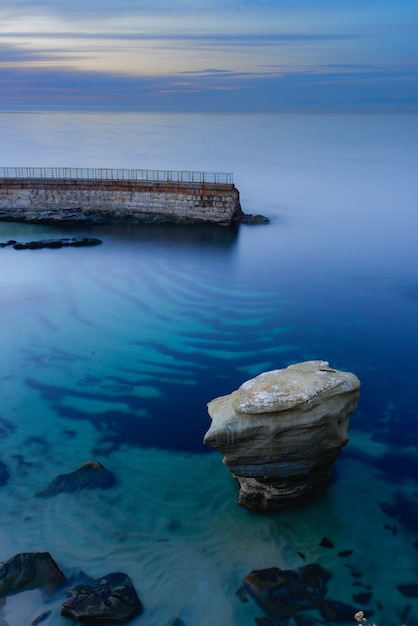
61;572;142;623
204;360;360;511
0;552;66;598
31;610;52;625
0;460;9;486
352;592;372;605
242;563;330;619
319;599;360;622
294;615;328;626
35;460;115;497
240;213;269;225
9;237;102;249
254;618;282;626
397;584;418;598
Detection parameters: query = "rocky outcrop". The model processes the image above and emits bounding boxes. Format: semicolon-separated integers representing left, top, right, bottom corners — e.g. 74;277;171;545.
0;552;66;598
61;572;142;623
204;360;360;512
36;460;115;497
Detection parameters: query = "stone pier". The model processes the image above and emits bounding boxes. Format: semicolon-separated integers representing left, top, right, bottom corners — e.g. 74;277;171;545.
0;168;243;226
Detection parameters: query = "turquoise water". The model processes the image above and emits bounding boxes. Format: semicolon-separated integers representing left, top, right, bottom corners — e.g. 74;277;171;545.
0;113;418;625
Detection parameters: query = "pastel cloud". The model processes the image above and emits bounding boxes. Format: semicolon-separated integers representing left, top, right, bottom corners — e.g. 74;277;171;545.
1;0;417;112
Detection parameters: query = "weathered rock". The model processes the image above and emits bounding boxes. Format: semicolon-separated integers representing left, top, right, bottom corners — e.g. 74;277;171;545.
0;552;66;598
242;563;330;619
36;460;115;497
61;572;142;623
204;360;360;511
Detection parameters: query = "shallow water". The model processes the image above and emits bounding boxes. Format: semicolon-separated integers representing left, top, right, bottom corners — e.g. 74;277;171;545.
0;112;418;625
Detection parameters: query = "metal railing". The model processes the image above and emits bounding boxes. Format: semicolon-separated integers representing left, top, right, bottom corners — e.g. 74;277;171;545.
0;167;233;185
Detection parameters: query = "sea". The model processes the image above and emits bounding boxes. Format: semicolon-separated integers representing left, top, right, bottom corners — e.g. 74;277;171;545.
0;112;417;626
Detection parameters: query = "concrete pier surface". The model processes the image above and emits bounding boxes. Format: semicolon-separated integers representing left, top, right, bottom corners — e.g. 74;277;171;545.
0;168;243;226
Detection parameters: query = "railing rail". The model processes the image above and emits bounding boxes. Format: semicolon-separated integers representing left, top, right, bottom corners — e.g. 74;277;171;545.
0;167;233;185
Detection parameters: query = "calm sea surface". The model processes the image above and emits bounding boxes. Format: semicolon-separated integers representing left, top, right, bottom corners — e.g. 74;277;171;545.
0;112;417;625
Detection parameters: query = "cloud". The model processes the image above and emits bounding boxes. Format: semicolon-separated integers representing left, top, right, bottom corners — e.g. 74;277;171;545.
1;0;417;112
1;61;417;113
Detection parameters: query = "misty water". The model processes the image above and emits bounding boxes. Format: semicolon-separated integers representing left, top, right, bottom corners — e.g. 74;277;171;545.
0;112;418;626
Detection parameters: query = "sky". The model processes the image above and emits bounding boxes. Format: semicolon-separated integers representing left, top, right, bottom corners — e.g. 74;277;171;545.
1;0;417;113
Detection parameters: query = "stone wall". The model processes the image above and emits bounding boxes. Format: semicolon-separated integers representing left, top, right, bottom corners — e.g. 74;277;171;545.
0;178;242;226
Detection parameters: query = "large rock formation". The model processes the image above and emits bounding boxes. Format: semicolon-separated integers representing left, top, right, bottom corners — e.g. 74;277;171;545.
204;360;360;512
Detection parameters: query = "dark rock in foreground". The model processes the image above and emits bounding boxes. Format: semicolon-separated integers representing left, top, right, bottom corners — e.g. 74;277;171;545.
0;552;67;598
36;460;115;497
61;572;142;624
242;563;330;619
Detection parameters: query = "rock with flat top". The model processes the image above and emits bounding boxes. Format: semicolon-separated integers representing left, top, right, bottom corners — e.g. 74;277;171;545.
204;360;360;511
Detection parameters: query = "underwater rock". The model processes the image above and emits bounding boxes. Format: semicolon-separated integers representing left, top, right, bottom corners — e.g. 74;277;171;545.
319;599;360;622
255;618;282;626
235;585;249;602
61;572;142;623
240;213;270;224
379;492;418;534
31;610;52;625
294;614;328;626
8;237;102;250
353;592;372;604
397;584;418;598
0;552;66;598
204;360;360;511
35;460;115;497
242;563;330;619
0;460;9;486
